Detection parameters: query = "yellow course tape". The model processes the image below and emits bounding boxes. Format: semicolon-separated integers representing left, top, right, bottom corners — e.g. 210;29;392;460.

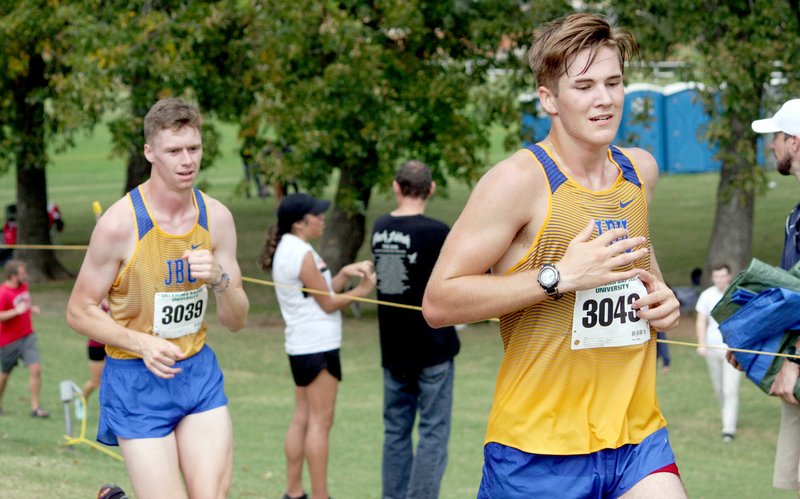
0;244;91;251
242;275;426;312
659;339;800;360
5;243;800;359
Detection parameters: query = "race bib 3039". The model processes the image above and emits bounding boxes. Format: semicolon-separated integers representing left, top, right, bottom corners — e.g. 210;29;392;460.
152;286;207;339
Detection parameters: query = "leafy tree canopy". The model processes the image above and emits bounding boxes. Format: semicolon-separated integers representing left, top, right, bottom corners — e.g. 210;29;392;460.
609;0;800;275
0;0;108;280
232;0;570;269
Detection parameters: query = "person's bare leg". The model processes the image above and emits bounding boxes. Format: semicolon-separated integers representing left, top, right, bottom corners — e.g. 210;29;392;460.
0;371;9;411
285;386;309;498
304;370;338;499
82;359;105;400
621;471;687;498
28;362;41;411
119;433;186;499
176;406;234;499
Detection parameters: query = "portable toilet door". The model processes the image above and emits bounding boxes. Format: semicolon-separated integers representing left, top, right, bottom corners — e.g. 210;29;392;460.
616;83;667;171
663;82;721;173
520;95;551;147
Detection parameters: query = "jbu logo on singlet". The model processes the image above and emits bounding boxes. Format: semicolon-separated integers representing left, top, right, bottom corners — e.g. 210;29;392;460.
595;219;632;253
164;259;196;286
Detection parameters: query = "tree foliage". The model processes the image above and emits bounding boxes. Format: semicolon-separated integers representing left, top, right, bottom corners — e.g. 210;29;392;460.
0;1;235;279
235;0;570;271
609;0;800;276
2;0;581;279
0;1;105;280
85;0;227;193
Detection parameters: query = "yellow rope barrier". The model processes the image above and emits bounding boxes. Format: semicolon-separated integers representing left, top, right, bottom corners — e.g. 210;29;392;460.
241;276;500;323
659;339;800;360
242;276;426;312
0;243;89;250
6;242;799;357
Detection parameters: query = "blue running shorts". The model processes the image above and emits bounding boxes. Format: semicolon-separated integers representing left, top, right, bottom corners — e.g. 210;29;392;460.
97;344;228;446
478;427;677;499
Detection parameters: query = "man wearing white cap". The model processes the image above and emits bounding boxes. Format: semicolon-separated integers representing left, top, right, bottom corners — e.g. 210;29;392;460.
750;98;800;492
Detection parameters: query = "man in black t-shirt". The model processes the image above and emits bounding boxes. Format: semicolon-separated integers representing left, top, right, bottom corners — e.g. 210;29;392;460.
371;160;460;499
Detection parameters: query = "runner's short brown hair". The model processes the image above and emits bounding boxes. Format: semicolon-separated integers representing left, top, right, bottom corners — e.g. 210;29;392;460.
528;13;638;95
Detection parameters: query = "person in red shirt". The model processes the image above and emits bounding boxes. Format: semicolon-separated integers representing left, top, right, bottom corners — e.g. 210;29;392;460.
47;202;64;233
1;205;17;268
0;260;47;417
2;219;16;245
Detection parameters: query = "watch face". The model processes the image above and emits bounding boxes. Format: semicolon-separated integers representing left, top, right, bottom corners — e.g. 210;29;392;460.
540;267;557;287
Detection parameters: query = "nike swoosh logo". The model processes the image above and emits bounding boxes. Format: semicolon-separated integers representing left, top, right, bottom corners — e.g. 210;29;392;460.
619;199;635;209
191;243;202;250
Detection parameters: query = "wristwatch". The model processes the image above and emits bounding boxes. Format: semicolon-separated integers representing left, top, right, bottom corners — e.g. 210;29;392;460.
537;264;562;300
786;346;800;366
210;267;231;294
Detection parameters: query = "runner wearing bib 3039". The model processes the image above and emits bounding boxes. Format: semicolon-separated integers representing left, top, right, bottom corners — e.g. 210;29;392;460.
106;186;212;359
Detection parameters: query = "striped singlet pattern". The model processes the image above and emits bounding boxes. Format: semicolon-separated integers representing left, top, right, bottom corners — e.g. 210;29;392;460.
106;186;212;360
484;143;666;455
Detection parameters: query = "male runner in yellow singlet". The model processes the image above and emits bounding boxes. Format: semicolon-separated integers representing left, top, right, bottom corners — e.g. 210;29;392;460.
423;13;685;498
67;98;249;499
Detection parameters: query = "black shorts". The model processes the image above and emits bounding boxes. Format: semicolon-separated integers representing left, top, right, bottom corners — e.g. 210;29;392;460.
88;345;107;362
288;348;342;387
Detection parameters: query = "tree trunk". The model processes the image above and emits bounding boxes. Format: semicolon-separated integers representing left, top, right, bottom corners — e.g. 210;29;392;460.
122;80;152;193
12;52;70;282
705;117;755;280
123;149;151;194
320;164;373;273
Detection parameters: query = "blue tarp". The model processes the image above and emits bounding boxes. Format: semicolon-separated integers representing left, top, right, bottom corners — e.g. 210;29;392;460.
710;259;800;398
720;288;800;392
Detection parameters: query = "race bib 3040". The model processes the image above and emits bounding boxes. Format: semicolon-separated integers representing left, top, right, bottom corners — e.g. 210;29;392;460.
571;276;651;350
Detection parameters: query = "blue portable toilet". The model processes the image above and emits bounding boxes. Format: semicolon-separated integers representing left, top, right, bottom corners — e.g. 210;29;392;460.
663;82;721;173
520;81;722;174
520;94;550;147
616;83;667;171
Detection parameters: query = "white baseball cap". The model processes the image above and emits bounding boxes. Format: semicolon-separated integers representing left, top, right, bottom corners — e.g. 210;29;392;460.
752;99;800;136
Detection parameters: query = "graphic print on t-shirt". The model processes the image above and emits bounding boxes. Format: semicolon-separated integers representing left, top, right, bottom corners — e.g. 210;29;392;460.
372;229;413;296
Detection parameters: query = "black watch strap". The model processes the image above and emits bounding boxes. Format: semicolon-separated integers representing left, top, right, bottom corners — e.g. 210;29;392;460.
537;264;563;300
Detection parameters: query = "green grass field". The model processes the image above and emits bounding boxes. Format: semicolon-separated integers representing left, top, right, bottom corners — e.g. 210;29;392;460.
0;123;797;498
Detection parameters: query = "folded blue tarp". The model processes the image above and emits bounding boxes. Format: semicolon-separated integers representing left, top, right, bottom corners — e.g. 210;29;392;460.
712;258;800;325
720;287;800;395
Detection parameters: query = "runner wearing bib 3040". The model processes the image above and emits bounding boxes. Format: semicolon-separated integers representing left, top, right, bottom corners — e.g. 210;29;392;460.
487;143;666;456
